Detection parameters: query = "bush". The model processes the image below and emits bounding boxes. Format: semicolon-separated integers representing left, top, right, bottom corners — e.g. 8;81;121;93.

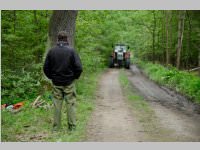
1;63;46;105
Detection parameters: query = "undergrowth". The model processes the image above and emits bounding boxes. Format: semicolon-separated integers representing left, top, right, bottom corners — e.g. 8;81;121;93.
1;48;105;142
1;70;103;142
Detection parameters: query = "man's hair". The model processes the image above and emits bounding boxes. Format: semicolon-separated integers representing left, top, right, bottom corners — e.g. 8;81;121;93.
57;31;68;42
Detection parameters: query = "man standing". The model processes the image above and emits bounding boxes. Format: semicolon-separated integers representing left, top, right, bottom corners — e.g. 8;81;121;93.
43;31;82;132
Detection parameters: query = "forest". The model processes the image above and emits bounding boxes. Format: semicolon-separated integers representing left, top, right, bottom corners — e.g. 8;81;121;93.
1;10;200;142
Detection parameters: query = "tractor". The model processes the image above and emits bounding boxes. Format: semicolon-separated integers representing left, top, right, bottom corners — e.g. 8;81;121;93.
109;44;131;69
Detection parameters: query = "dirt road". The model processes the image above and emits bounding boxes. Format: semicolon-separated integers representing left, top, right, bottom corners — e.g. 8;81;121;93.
85;66;200;142
86;69;144;141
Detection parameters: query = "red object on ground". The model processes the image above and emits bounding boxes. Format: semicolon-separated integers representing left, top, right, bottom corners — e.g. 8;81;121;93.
13;102;24;110
1;104;7;110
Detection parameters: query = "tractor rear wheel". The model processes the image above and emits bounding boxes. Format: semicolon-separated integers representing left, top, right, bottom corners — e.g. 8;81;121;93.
125;58;130;69
109;57;114;68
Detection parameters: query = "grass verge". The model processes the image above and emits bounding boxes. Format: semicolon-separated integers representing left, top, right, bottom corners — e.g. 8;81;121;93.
132;59;200;104
1;70;103;142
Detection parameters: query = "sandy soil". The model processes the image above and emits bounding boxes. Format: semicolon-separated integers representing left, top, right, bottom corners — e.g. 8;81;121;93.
85;69;144;142
85;66;200;142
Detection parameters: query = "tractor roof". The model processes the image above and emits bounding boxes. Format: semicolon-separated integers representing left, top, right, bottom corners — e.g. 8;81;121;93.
115;43;127;46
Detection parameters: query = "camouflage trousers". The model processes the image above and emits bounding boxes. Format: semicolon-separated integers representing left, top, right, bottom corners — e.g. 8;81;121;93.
52;83;76;130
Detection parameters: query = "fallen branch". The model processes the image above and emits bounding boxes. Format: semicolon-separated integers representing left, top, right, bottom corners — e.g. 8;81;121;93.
35;100;45;107
32;96;41;107
31;95;53;110
189;67;200;72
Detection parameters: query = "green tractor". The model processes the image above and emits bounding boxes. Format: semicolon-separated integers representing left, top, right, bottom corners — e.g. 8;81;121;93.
109;44;131;69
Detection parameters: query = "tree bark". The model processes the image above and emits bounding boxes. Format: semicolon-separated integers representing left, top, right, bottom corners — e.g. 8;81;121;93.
49;10;78;48
33;10;38;25
166;10;170;65
186;11;192;69
12;10;16;69
162;10;166;64
13;10;16;34
152;11;156;63
169;11;173;65
176;10;186;69
45;10;49;18
157;25;160;61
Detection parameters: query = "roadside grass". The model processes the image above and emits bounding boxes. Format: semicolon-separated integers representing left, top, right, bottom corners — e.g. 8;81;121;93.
119;70;151;112
119;70;177;141
1;70;103;142
132;58;200;104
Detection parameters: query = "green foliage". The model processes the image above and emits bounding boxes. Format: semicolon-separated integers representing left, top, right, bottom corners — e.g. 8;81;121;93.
136;60;200;103
1;10;50;104
1;63;47;105
79;49;105;73
119;70;129;88
2;10;49;70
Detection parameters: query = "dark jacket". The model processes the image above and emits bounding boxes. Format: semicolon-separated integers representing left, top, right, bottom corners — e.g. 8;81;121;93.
43;42;83;86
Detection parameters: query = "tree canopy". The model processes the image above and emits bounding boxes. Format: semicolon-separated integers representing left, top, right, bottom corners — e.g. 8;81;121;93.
1;10;200;104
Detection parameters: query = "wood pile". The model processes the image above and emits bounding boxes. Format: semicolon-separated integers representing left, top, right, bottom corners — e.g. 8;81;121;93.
31;96;53;110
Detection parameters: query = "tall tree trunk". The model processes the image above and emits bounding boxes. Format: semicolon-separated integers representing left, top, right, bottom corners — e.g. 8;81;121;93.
33;10;38;25
49;10;78;48
152;11;156;63
166;10;170;65
157;26;160;61
33;10;41;63
176;10;186;69
162;10;166;64
45;10;49;18
169;11;173;65
12;10;16;69
33;10;39;34
13;10;16;34
186;11;192;69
